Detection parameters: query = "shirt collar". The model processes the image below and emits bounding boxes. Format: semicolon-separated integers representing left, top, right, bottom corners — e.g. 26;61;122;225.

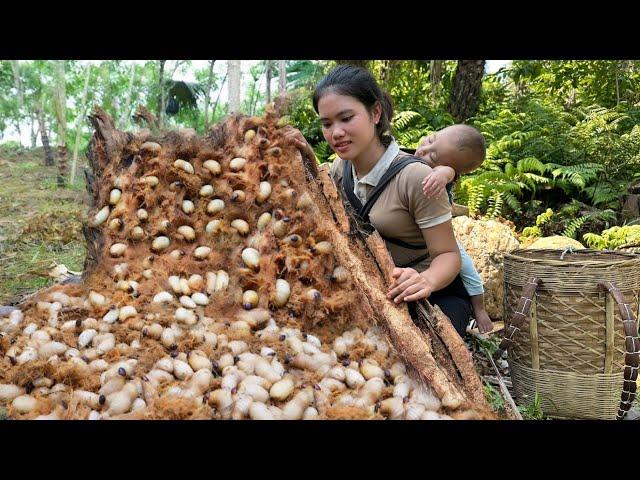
344;139;400;187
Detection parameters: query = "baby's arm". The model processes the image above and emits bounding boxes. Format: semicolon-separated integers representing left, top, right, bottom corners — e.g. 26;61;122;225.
422;165;456;198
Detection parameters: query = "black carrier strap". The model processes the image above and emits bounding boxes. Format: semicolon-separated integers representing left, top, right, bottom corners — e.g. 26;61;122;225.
341;155;430;268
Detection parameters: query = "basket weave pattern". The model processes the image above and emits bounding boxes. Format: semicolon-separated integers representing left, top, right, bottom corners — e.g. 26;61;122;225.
503;249;640;419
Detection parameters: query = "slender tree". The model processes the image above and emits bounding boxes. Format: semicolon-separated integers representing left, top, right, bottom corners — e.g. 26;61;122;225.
447;60;486;123
265;60;272;104
70;64;92;184
53;60;68;187
203;60;216;130
227;60;241;113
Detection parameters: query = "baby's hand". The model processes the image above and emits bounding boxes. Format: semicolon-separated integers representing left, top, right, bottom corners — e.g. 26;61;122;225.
421;169;449;198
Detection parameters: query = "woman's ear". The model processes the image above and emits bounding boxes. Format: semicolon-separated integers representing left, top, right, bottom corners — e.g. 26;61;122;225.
373;102;382;124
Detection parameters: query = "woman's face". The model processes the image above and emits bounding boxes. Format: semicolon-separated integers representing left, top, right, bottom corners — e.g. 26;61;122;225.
317;92;381;161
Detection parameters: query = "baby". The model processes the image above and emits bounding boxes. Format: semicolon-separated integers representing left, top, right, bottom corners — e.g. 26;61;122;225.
415;124;493;333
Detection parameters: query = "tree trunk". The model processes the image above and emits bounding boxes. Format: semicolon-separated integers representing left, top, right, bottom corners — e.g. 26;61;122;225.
265;60;272;104
118;64;137;129
37;96;55;166
157;60;166;128
447;60;486;123
30;113;38;149
227;60;241;113
430;60;444;104
10;61;24;142
53;61;68;187
203;60;216;130
278;60;286;96
70;64;92;185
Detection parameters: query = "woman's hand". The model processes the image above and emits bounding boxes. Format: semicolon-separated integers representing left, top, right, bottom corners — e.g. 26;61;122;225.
281;125;317;164
387;267;436;303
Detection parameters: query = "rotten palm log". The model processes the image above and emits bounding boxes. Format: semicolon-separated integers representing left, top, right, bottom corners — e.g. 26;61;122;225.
0;107;491;420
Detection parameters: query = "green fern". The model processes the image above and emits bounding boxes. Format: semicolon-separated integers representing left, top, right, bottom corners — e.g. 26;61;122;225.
562;216;589;239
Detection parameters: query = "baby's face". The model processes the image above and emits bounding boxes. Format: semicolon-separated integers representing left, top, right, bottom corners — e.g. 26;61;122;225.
415;126;463;169
416;125;477;173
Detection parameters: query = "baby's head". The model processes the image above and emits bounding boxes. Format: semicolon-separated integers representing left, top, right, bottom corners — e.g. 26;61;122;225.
416;124;486;174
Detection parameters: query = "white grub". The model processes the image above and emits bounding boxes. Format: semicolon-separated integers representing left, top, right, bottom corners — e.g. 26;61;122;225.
12;394;38;414
177;225;196;241
182;200;195;214
242;290;259;310
241;248;260;271
203;159;221;175
345;368;366;389
379;397;405;420
302;407;319;420
89;359;110;372
199;185;215;197
244;129;256;143
205;219;222;235
130;226;145;240
168;275;182;294
229;157;247;171
206;199;225;215
272;220;288;238
152;236;170;251
38;341;67;360
140;141;162;154
109;243;127;257
230;190;246;203
0;384;25;402
228;340;249;356
273;279;291;307
173;359;195;380
269;378;294;401
193;246;211;260
191;292;209;306
140;175;159;187
260;346;277;358
153;291;174;304
131;398;147;412
179;296;197;309
118;306;137;321
257;212;272;231
296;192;313;209
331;266;349;283
188;274;204;291
312;241;333;255
230;219;250;235
103;309;119;325
188;351;212;372
78;329;98;349
282;387;314;420
249;402;274;420
174;159;194;174
136;209;149;221
175;307;197;326
113;263;129;280
205;272;217;294
214;270;229;292
256;182;272;203
93;206;110;226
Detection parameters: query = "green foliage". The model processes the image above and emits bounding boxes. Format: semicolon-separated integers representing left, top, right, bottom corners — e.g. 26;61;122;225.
483;381;505;412
583;225;640;249
518;393;545;420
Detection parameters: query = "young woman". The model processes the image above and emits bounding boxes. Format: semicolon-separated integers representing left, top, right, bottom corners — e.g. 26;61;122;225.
282;64;472;336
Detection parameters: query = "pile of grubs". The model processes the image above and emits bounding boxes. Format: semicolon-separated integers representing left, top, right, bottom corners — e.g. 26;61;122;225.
0;107;490;420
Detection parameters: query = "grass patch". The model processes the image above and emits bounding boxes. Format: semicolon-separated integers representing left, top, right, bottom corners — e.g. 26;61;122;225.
0;148;89;304
518;393;546;420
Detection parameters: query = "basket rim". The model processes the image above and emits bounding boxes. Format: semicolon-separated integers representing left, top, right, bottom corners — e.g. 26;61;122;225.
505;248;640;266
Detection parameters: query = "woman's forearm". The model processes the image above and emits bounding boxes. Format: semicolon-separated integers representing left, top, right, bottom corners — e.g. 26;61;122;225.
420;250;461;293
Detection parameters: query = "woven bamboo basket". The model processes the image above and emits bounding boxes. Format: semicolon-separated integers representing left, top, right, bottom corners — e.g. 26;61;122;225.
496;248;640;420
